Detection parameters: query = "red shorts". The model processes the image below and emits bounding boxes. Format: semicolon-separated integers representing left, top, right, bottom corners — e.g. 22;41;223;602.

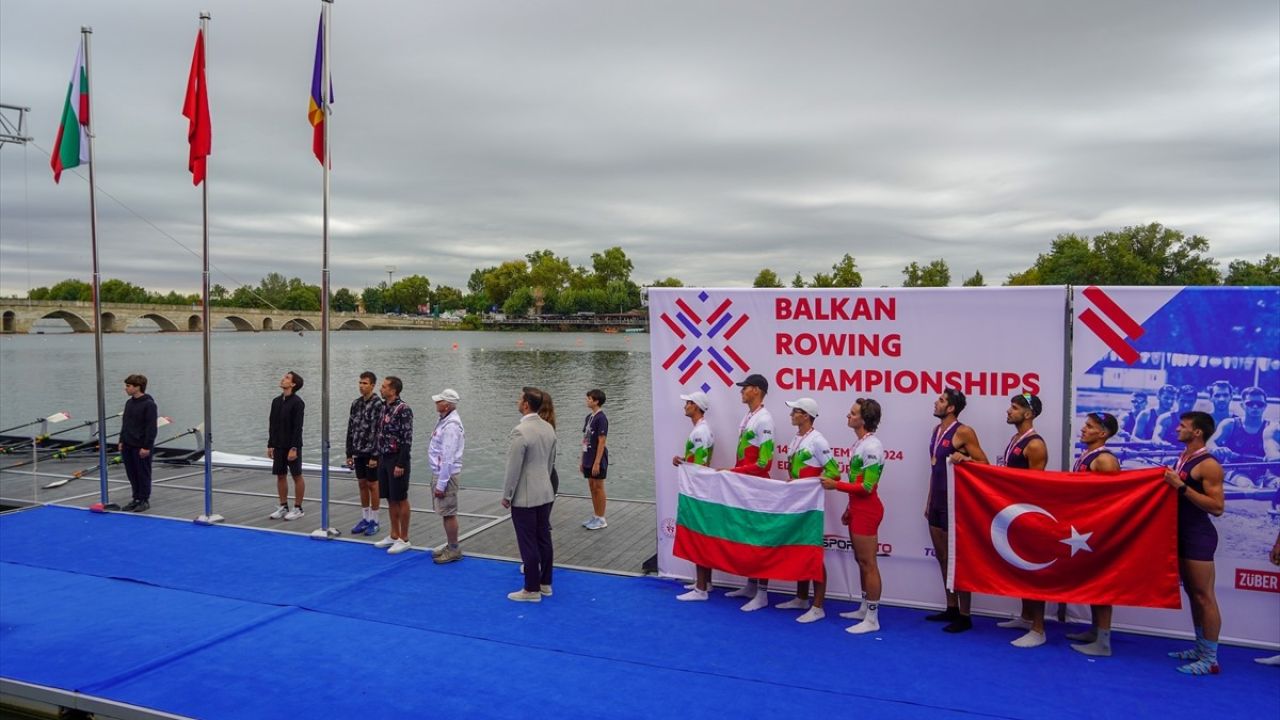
848;494;883;536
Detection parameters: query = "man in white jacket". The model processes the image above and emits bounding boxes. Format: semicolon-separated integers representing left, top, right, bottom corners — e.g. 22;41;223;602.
429;389;466;564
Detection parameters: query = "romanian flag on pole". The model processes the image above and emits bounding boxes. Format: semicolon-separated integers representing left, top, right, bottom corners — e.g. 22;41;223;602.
674;464;825;581
51;42;89;183
308;14;332;165
182;29;211;185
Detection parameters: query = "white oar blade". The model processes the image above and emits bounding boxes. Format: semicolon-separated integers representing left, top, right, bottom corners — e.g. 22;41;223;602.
157;416;172;427
46;412;71;424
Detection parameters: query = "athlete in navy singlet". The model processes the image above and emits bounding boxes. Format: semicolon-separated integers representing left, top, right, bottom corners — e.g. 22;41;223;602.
996;394;1051;649
1067;413;1122;657
1163;411;1226;675
923;388;987;634
1209;386;1280;489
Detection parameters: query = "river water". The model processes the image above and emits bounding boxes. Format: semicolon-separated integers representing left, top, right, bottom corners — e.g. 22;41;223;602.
0;329;656;500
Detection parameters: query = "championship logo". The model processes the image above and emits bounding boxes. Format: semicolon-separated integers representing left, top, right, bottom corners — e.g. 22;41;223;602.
659;291;752;391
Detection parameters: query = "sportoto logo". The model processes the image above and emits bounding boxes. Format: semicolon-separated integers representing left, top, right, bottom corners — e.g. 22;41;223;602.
659;291;752;391
1078;286;1146;365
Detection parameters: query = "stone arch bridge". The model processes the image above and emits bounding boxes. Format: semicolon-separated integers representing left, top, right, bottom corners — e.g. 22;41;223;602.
0;300;405;334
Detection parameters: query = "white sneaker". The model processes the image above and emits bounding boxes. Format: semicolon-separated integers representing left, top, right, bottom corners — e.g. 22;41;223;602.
581;517;594;527
997;617;1033;630
846;618;880;635
775;597;811;610
584;517;608;530
1011;630;1046;648
740;592;769;612
283;506;304;521
268;504;288;520
683;582;698;590
540;585;553;597
796;607;825;623
839;608;867;620
373;536;397;548
677;589;709;602
388;539;411;555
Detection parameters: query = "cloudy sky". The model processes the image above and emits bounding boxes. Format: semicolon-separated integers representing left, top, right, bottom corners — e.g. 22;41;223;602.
1;0;1276;296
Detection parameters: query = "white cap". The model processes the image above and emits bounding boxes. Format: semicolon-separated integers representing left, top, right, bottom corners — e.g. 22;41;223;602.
432;388;461;404
680;391;710;411
785;397;820;418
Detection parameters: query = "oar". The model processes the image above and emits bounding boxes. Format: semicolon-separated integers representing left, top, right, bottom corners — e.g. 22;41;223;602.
0;411;71;436
43;419;188;490
0;413;120;454
49;416;169;460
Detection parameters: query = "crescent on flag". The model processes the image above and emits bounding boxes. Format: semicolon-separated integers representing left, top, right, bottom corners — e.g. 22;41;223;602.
990;503;1057;572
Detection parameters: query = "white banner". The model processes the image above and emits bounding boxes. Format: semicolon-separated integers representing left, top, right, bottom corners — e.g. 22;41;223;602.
1069;285;1280;647
648;287;1067;619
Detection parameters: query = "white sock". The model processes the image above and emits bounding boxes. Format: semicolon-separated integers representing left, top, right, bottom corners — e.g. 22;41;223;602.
796;606;825;623
677;588;708;602
740;589;769;612
775;597;811;610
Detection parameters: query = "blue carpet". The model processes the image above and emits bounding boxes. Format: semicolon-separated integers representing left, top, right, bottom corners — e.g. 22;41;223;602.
1;506;1276;719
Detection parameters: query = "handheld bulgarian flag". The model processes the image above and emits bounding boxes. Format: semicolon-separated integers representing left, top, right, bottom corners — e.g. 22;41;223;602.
674;464;825;581
51;42;90;183
308;13;333;165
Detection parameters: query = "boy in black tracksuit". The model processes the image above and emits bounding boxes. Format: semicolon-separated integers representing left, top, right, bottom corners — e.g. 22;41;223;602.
268;371;307;520
120;374;158;512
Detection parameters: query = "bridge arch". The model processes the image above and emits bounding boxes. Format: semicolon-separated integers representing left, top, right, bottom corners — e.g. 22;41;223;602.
100;311;123;333
222;315;257;332
132;313;181;332
187;314;201;332
2;311;14;333
39;310;92;333
282;317;316;332
338;318;369;330
262;317;273;331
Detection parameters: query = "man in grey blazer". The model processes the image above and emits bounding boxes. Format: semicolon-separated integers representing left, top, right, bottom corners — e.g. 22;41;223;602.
502;386;559;602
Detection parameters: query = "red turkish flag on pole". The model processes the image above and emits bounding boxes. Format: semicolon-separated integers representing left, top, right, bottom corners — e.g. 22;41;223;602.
950;463;1180;609
182;29;211;185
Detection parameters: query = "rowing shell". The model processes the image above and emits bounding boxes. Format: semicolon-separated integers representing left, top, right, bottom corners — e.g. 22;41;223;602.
209;451;351;475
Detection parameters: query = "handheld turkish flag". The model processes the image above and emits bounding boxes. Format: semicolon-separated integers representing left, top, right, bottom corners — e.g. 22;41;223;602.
949;463;1180;608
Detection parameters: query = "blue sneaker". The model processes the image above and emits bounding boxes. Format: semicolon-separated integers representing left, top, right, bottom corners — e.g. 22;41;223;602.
363;521;381;537
351;519;370;535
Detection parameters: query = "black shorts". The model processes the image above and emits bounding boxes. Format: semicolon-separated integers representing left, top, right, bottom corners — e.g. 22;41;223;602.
271;451;303;477
352;454;375;481
582;466;607;481
378;457;410;502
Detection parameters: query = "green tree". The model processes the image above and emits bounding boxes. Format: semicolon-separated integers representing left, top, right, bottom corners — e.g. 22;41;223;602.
282;284;321;311
100;278;150;304
1224;254;1280;285
830;254;863;287
503;286;535;315
386;274;432;313
483;260;531;308
962;270;986;287
902;259;951;287
28;286;50;300
590;246;634;285
791;272;806;289
753;268;783;288
256;273;290;308
44;279;93;301
1007;224;1220;285
433;285;465;312
210;284;229;302
331;288;358;312
649;277;684;287
361;285;386;314
467;267;494;295
229;285;262;308
810;272;835;288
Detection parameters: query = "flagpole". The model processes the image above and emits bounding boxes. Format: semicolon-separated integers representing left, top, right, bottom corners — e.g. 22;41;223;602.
195;11;222;525
81;26;110;505
314;0;338;539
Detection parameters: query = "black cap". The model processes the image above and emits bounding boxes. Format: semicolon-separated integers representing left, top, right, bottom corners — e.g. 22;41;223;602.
1011;392;1043;418
736;373;769;393
1087;412;1119;437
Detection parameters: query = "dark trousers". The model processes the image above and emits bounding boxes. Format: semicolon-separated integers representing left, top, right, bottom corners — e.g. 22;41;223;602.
121;445;153;501
512;502;554;592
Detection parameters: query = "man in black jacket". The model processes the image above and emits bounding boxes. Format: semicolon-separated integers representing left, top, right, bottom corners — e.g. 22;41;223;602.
120;374;158;512
268;371;306;521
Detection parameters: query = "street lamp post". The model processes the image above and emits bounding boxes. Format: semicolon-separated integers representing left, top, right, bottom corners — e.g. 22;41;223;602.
385;265;397;313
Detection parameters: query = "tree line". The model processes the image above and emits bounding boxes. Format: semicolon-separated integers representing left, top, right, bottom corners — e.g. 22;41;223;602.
22;225;1280;312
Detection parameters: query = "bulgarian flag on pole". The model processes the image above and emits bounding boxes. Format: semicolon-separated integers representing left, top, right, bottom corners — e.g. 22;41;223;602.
674;464;825;581
51;42;90;183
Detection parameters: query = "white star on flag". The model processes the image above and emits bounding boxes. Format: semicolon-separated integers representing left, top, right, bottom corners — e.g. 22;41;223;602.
1059;526;1094;557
